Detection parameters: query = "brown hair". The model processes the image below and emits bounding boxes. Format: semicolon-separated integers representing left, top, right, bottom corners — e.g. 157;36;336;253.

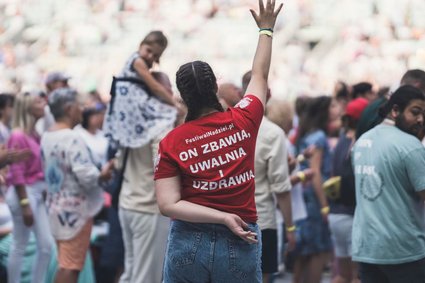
296;96;332;142
140;31;168;48
176;61;224;122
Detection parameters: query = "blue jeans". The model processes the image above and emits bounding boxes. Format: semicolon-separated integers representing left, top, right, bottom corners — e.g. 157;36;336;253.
163;220;262;283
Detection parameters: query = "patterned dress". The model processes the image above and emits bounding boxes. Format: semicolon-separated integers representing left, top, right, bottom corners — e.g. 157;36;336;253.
103;53;177;148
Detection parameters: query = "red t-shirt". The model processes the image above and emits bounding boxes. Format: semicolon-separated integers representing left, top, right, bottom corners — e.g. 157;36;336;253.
154;95;264;223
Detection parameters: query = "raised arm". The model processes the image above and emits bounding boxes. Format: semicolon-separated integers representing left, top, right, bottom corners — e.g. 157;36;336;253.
245;0;283;107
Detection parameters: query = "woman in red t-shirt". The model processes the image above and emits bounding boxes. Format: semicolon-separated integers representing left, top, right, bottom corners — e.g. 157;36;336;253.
154;1;283;282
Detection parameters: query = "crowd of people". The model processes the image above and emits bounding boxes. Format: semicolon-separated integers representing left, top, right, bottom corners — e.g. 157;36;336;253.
1;0;424;98
0;1;425;283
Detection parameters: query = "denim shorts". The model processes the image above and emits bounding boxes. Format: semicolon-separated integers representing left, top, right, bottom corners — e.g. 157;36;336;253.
163;220;262;283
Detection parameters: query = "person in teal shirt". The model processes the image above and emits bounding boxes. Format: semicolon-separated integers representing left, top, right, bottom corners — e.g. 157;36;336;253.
355;69;425;140
352;85;425;282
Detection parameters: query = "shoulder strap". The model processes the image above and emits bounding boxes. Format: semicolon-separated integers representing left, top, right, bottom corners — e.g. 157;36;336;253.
112;147;130;209
108;76;153;115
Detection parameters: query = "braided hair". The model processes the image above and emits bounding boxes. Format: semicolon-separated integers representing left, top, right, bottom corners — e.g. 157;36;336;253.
176;61;224;122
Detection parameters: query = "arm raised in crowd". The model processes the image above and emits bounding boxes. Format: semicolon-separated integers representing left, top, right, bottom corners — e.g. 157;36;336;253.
155;0;283;244
245;0;283;107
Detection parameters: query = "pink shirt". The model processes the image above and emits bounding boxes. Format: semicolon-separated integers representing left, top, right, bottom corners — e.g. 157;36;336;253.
7;130;44;186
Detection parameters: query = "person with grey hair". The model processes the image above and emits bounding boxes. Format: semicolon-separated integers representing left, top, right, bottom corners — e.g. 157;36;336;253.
47;88;79;119
41;88;114;283
35;71;71;136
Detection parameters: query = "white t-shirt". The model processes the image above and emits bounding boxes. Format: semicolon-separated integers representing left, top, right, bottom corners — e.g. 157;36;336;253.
41;128;103;240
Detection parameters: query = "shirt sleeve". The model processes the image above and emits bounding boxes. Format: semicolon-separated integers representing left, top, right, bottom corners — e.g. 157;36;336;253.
306;130;327;149
231;95;264;130
7;132;29;185
154;140;179;180
266;130;292;194
68;136;101;191
405;148;425;192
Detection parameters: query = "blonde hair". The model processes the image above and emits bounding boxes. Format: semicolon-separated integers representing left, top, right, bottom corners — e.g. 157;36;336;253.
12;92;38;133
266;99;294;134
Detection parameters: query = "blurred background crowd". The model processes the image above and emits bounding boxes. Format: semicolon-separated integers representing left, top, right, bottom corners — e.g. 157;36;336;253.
0;0;424;100
0;1;424;283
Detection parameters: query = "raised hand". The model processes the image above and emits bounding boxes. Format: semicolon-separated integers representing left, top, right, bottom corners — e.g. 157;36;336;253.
250;0;283;30
244;0;284;106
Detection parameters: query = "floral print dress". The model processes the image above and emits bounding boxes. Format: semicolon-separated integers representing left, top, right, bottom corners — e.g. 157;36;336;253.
103;52;177;148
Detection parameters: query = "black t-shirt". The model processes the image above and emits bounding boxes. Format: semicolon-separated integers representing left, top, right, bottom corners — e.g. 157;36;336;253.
330;133;356;215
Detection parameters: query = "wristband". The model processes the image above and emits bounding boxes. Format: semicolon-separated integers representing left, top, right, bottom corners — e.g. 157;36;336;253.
296;154;305;163
286;225;296;232
296;171;306;183
259;28;273;32
259;30;273;38
20;198;29;206
321;206;330;215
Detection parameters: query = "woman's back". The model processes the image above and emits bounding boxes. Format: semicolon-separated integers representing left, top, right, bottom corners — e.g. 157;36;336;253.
155;95;263;222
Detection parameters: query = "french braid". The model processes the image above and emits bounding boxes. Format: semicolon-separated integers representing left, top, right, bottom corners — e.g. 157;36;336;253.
176;61;224;122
